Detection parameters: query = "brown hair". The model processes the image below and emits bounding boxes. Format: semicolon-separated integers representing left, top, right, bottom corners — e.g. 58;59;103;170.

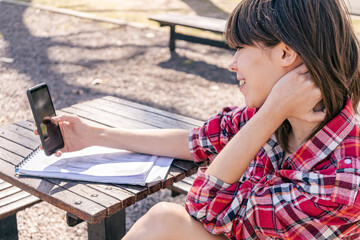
225;0;360;152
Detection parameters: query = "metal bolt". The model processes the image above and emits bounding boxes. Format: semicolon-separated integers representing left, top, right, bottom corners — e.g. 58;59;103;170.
91;194;98;198
105;187;112;190
75;201;82;205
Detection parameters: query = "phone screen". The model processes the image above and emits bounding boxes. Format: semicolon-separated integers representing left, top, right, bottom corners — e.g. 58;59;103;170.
28;84;64;155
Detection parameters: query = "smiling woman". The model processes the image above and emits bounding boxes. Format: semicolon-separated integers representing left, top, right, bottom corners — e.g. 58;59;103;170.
120;0;360;239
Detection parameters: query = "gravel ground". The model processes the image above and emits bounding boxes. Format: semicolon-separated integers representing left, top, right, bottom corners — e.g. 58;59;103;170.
0;2;244;239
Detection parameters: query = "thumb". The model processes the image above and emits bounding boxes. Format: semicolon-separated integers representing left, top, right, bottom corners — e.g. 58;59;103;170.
52;114;79;123
54;150;63;157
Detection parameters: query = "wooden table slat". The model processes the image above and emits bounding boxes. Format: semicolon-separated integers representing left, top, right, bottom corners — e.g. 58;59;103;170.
172;159;204;177
6;122;40;142
60;106;121;128
85;184;135;215
0;127;39;150
66;104;157;130
103;96;203;126
14;120;35;131
0;191;31;208
84;98;197;129
0;185;22;200
168;165;187;182
161;170;175;189
149;14;226;33
147;182;162;195
114;183;148;203
0;194;40;219
0;190;33;207
0;138;34;166
170;180;192;193
0;181;12;192
181;175;196;186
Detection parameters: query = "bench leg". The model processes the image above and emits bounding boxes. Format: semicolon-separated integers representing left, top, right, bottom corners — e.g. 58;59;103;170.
171;190;181;197
87;209;126;240
0;214;19;240
169;26;176;52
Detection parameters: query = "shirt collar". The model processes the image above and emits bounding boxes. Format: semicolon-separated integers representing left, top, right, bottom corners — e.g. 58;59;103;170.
286;98;356;171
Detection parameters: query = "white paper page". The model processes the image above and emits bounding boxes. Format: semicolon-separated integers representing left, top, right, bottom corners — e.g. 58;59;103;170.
145;156;174;183
18;146;156;177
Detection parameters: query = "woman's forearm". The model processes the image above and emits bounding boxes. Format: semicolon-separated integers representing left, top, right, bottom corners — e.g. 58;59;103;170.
90;127;193;161
205;105;285;184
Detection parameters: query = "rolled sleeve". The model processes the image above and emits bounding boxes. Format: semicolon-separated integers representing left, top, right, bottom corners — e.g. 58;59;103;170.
185;167;241;235
188;106;257;162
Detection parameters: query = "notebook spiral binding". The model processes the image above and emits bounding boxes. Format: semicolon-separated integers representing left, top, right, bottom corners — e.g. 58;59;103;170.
15;146;41;173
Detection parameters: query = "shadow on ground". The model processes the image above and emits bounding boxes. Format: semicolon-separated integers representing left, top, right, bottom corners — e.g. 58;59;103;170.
0;1;237;123
0;1;111;109
159;52;236;84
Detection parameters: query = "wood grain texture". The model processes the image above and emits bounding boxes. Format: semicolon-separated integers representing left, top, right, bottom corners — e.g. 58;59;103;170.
0;96;203;224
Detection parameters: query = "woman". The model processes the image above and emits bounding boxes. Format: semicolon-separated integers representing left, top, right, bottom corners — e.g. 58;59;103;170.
39;0;360;239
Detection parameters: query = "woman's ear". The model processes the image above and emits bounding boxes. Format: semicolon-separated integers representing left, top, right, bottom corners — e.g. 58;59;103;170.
276;42;300;67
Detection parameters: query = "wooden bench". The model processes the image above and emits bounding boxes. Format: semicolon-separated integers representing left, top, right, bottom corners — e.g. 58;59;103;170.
149;14;230;51
0;179;41;240
169;174;196;197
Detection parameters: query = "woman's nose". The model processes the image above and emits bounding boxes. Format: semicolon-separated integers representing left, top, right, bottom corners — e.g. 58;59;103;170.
228;60;237;72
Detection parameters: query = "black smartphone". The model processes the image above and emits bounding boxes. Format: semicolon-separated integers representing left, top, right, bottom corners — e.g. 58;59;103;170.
27;83;64;156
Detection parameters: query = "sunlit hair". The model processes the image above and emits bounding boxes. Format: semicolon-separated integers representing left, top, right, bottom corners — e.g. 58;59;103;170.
225;0;360;152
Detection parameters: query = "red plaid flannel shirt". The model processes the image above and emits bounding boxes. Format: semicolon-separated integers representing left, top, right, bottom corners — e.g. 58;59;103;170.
185;99;360;239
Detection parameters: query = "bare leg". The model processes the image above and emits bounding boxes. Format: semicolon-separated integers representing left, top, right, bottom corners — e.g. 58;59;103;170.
123;202;229;240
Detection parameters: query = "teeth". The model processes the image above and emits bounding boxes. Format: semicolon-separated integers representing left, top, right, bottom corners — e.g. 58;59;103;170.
240;80;246;85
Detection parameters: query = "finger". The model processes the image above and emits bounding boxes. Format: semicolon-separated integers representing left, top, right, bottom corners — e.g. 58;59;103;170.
39;144;43;150
52;114;79;123
54;150;62;157
33;129;38;135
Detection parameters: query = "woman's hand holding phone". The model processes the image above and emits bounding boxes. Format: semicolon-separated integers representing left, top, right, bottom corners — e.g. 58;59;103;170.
34;114;94;157
264;64;326;123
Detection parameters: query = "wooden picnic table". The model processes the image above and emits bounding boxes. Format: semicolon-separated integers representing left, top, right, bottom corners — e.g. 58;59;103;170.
0;95;205;239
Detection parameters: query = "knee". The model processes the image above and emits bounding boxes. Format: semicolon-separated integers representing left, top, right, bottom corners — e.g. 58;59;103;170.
143;202;186;229
125;202;188;240
147;202;183;222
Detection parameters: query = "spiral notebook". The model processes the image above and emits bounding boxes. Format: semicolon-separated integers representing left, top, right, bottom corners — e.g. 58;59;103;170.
15;146;174;186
